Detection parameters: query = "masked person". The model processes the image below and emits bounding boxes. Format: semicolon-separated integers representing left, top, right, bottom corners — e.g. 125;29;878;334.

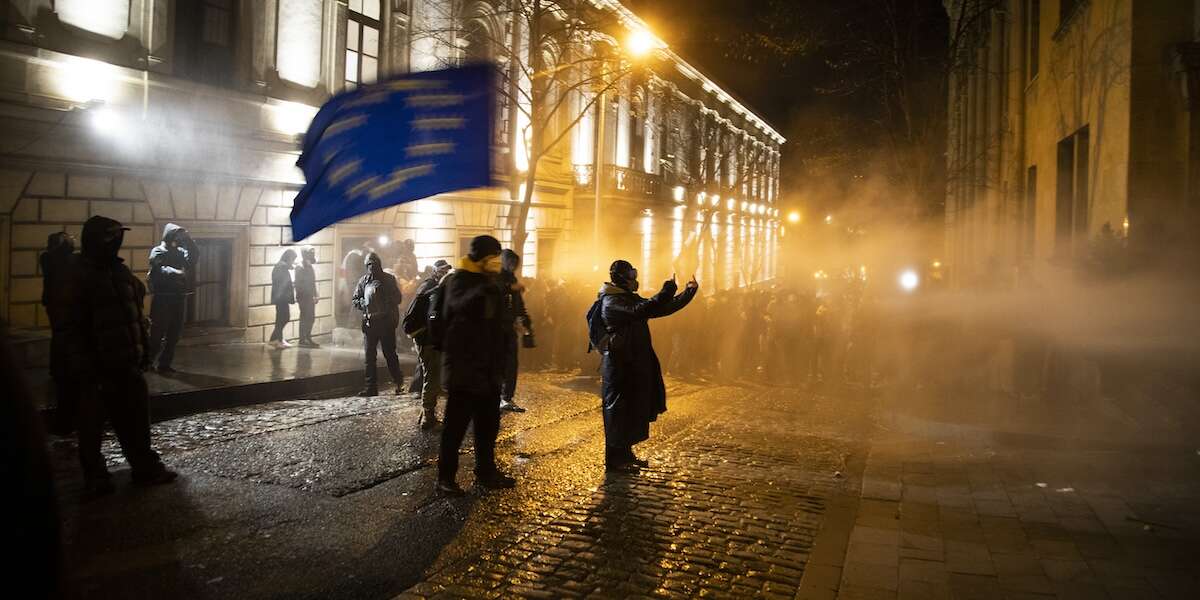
269;249;297;348
431;235;516;494
404;259;452;429
352;252;404;396
65;216;177;497
147;223;197;372
395;238;420;281
295;246;320;348
587;261;698;472
498;249;533;413
41;232;78;435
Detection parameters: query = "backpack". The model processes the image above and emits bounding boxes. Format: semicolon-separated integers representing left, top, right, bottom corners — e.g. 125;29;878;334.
402;285;433;336
425;278;449;351
585;296;610;353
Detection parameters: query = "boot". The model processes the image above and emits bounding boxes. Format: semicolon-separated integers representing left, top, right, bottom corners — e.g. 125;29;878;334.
476;470;517;489
436;479;466;497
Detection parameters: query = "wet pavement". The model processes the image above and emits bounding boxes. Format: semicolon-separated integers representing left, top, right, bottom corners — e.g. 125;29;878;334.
48;373;1200;599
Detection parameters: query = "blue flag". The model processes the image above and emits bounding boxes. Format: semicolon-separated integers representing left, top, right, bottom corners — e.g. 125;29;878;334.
290;64;496;241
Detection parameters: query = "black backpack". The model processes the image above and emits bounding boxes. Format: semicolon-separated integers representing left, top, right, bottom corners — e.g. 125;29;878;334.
402;285;434;336
585;296;610;353
425;278;449;350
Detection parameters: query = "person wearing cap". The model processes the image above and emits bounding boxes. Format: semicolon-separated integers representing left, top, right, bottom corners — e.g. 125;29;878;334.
352;251;405;396
594;260;698;472
64;216;177;497
404;259;453;429
295;245;321;348
432;235;516;494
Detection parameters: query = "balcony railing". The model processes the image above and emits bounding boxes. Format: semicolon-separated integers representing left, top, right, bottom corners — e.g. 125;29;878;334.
573;164;661;200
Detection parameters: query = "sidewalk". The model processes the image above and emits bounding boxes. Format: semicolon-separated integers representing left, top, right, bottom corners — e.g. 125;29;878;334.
17;327;417;421
816;391;1200;600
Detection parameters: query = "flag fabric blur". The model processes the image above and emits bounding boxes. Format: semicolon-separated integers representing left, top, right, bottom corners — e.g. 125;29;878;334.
290;64;495;241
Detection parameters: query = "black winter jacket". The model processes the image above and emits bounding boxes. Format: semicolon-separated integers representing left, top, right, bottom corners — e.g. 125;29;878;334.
599;279;697;447
271;262;295;305
438;267;506;394
352;269;402;325
64;216;151;375
147;223;196;296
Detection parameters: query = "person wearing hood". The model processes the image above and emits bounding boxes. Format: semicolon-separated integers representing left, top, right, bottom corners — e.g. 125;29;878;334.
395;238;420;281
40;231;79;435
147;223;197;372
589;260;698;472
65;216;177;497
269;249;297;348
351;251;404;396
295;246;320;348
403;259;452;429
431;235;516;494
498;249;533;413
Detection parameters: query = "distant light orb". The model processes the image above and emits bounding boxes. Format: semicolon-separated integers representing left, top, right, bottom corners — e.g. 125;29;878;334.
824;214;833;225
787;211;801;224
378;235;390;247
899;269;919;292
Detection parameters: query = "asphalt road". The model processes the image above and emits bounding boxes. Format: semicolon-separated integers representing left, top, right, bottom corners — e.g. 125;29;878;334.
50;372;875;599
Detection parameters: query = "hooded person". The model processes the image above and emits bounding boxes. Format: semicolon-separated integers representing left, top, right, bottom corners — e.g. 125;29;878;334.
395;238;420;281
65;216;177;497
498;249;533;413
403;259;453;429
147;223;198;372
351;251;405;396
40;232;78;435
295;246;320;348
431;235;516;494
268;249;297;348
589;260;698;472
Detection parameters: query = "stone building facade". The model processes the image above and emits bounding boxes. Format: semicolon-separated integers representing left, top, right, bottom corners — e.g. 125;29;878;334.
944;0;1199;287
0;0;782;341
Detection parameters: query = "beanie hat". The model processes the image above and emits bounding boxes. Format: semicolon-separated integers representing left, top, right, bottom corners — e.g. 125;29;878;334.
467;235;502;262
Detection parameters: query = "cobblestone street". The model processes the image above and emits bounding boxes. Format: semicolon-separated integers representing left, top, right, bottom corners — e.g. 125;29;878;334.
49;372;1200;599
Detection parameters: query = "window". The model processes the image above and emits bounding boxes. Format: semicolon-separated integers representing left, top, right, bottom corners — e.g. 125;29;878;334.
57;0;129;40
175;0;236;86
345;0;382;89
1023;166;1037;257
277;0;323;88
1055;126;1089;256
1026;0;1039;80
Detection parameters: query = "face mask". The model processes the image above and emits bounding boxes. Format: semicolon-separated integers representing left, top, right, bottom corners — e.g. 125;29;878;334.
483;255;503;274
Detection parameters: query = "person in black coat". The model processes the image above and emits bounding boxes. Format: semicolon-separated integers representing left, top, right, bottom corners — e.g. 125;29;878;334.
65;216;177;497
498;249;533;413
433;235;515;495
147;223;197;371
352;251;405;396
269;249;296;348
596;260;698;472
295;246;320;348
40;231;78;435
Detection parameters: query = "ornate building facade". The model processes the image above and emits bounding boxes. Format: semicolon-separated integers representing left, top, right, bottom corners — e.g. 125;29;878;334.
0;0;782;340
944;0;1199;288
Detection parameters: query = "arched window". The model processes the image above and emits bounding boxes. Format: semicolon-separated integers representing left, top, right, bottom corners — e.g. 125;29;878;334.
345;0;382;88
461;19;493;63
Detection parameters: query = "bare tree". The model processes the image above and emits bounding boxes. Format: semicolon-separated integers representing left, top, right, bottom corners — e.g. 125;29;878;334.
413;0;653;252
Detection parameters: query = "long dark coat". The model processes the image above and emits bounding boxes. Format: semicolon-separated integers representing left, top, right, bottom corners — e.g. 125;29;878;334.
438;268;506;395
599;280;697;448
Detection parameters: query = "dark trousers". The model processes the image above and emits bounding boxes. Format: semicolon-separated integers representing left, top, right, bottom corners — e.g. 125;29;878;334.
438;388;500;481
149;295;186;368
298;298;316;342
363;319;404;391
416;342;443;412
77;368;163;481
500;333;519;403
269;303;290;341
48;331;79;434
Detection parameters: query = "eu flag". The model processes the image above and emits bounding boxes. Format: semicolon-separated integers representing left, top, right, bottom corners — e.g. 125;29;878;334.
290;64;495;241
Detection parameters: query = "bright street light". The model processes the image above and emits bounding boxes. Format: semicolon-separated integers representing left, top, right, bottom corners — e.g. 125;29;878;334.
626;29;658;58
899;269;919;292
787;211;801;224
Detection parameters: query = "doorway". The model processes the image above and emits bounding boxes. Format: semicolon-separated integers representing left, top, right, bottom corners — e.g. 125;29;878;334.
187;238;233;326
